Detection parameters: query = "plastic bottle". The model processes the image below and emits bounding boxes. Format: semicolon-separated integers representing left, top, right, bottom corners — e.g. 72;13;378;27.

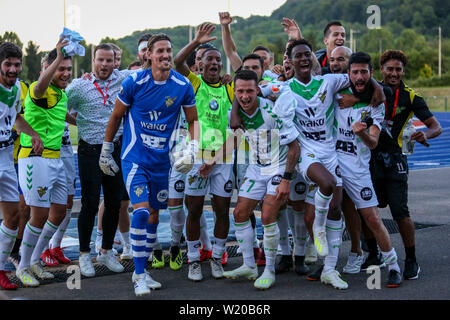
402;119;416;155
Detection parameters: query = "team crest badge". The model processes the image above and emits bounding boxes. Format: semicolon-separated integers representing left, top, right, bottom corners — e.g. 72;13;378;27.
134;185;145;198
360;111;370;121
165;96;177;108
188;175;196;185
319;90;327;103
37;186;48;197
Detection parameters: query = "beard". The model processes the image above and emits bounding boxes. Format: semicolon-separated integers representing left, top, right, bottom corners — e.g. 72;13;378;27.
350;80;373;103
0;69;18;87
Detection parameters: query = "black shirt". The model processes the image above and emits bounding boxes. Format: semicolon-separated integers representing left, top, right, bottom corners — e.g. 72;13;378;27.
374;80;433;153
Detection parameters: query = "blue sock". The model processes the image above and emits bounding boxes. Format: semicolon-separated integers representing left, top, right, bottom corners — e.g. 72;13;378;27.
131;208;149;275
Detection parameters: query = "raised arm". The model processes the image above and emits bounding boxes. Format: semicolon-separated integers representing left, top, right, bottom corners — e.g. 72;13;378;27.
33;37;69;98
281;18;303;41
174;23;217;77
219;12;242;72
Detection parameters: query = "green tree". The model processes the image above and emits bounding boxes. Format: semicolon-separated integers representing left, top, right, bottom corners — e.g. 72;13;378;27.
1;31;23;49
24;41;41;82
100;37;135;70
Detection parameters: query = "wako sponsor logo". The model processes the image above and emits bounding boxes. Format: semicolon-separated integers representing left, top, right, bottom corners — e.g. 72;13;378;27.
140;111;167;131
299;118;325;127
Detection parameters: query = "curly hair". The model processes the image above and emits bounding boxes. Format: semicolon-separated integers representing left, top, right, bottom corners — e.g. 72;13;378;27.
380;50;408;67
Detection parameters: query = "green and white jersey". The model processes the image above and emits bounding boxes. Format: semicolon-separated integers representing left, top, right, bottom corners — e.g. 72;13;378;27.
334;88;384;178
233;97;299;175
0;80;21;143
275;74;349;161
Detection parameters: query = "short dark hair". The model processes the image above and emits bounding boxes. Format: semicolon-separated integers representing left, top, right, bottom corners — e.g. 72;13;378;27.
94;43;115;59
137;33;153;46
242;53;264;70
201;47;220;60
380;49;408;68
348;52;372;71
286;39;313;59
197;43;215;51
234;69;258;85
147;34;171;52
43;48;72;66
324;21;343;38
0;42;22;65
127;60;141;70
252;45;271;54
187;51;196;68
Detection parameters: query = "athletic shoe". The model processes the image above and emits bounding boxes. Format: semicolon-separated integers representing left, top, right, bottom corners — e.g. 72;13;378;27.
133;273;151;296
188;261;203;282
223;264;258;280
305;242;318;265
275;255;292;274
220;251;228;265
96;250;124;273
16;268;39;287
306;264;324;281
96;244;118;255
169;246;183;271
50;246;71;264
30;263;54;280
210;257;224;279
7;253;20;270
361;253;386;271
79;253;95;277
199;246;212;262
254;247;266;266
387;269;402;288
343;252;365;274
320;269;348;290
40;249;59;266
152;249;164;269
313;226;328;257
120;244;133;260
132;271;162;290
0;270;18;290
254;269;276;290
403;259;421;280
294;256;310;275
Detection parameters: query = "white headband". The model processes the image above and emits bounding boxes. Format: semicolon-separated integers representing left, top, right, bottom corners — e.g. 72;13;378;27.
138;41;148;51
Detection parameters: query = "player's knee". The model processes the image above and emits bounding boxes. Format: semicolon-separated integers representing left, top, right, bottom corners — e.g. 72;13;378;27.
131;207;150;227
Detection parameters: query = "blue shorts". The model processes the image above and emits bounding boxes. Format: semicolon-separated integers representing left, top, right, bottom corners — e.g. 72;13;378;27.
121;160;169;210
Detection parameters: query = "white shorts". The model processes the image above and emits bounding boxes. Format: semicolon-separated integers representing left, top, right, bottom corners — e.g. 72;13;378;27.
168;168;187;199
289;170;308;202
62;156;76;196
342;175;378;209
18;157;68;208
0;169;19;202
238;165;283;201
185;163;234;198
298;149;342;206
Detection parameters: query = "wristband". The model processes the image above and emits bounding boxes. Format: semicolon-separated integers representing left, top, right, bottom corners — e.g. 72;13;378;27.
282;172;293;181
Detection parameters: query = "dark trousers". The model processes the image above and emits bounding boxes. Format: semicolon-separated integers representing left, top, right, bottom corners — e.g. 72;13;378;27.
77;139;123;252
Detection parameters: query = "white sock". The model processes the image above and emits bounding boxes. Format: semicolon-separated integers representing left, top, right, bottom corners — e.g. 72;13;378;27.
200;214;212;251
235;220;256;268
50;209;72;249
18;223;42;270
323;218;344;273
0;223;18;270
120;231;131;246
277;207;291;255
313;190;332;230
381;248;401;273
212;237;227;259
169;205;185;247
187;240;201;263
263;222;279;273
293;209;307;256
31;220;59;265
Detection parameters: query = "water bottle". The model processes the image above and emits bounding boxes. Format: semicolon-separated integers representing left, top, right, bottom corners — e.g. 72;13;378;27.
402;119;416;155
